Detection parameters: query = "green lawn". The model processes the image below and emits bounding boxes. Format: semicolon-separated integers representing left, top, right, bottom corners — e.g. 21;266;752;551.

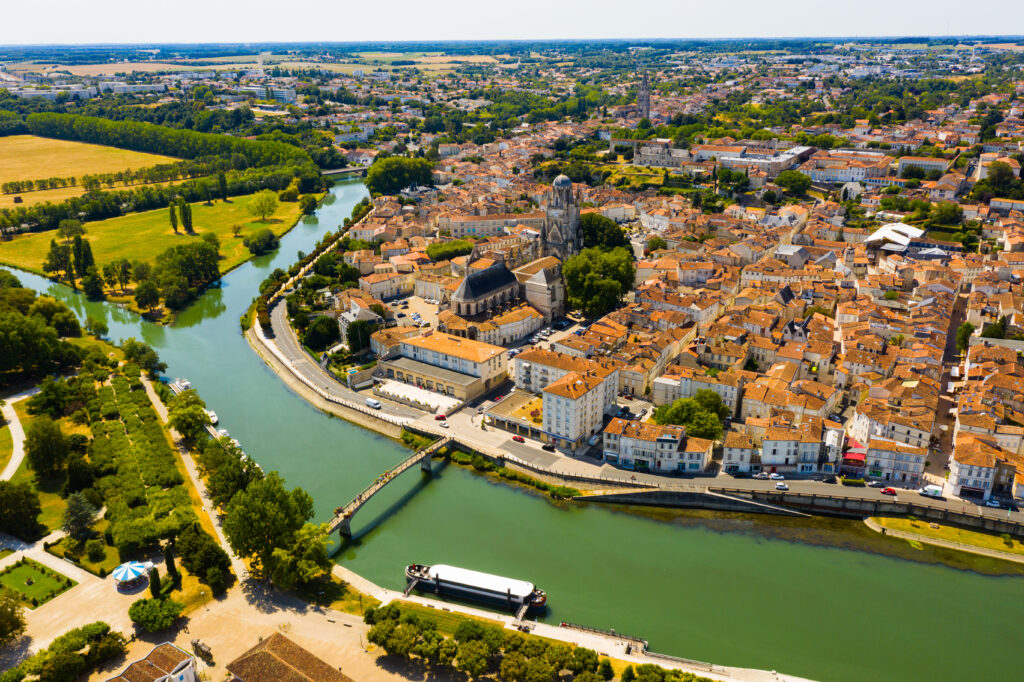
0;558;76;607
47;519;121;576
0;421;12;475
875;516;1024;556
12;402;69;535
0;193;306;279
0;548;12;561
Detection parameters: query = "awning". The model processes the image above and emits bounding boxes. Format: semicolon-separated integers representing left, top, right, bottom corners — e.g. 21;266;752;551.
844;451;866;462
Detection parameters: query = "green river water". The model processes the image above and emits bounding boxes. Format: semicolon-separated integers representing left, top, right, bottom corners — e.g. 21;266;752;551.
5;180;1022;682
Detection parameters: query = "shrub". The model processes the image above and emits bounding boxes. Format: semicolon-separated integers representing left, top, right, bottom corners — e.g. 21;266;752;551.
128;598;183;633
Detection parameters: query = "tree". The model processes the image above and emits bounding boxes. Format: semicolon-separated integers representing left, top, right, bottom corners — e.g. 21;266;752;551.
580;213;628;250
932;201;963;225
43;239;73;285
62;492;98;540
563;247;635;318
128;598;183;632
0;588;26;648
248;189;280;222
120;338;166;376
164;543;179;580
0;480;42;538
148;567;161;599
169;204;178;233
956;321;975;354
774;170;811;195
81;267;105;301
134;279;160;312
176;523;231;593
426;239;475;261
85;315;108;338
365;156;433;195
344;319;374;353
982;315;1009;340
168;389;211;445
647;236;667;252
71;235;94;279
56;219;85;243
26;375;71;418
25;416;68;477
266;522;332;590
217;171;228;201
222;472;316;577
300;194;317;214
455;639;490;678
178;201;193;234
199;437;263;507
231;223;243;238
621;665;636;682
243;227;279;255
598;658;614;681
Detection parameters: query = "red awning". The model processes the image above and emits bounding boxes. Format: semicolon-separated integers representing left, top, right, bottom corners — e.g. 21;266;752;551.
844;451;866;462
847;438;863;449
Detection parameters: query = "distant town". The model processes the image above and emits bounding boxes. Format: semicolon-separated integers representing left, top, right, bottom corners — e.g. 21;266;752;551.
3;36;1024;682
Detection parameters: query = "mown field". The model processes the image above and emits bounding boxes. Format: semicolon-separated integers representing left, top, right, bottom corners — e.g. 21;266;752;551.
0;135;177;187
0;193;305;277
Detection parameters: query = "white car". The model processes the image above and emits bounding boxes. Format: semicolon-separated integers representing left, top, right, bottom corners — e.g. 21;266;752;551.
769;473;785;480
985;499;1001;509
776;482;789;491
440;421;449;429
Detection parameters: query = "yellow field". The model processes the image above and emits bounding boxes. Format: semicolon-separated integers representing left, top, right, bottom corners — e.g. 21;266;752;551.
0;135;177;187
0;193;305;278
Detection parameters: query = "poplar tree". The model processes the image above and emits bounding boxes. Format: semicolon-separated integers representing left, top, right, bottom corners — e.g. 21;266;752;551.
169;204;178;233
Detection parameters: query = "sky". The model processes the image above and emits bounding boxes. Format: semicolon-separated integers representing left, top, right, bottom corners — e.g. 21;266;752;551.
1;0;1023;46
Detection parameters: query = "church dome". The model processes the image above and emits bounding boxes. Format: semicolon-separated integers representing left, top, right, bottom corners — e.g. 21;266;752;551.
552;174;572;188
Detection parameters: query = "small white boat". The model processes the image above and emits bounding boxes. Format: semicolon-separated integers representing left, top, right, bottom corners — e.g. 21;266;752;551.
173;378;192;391
205;410;219;425
217;429;229;438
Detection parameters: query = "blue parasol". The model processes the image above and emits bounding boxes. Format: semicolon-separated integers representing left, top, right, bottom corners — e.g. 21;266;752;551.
111;561;147;582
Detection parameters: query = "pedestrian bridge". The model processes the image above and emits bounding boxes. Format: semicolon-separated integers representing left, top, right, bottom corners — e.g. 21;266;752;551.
328;436;452;538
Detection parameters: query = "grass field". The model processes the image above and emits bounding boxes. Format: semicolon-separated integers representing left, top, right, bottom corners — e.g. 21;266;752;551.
0;135;176;188
875;516;1024;556
0;558;76;607
0;420;12;474
47;518;121;576
0;194;305;279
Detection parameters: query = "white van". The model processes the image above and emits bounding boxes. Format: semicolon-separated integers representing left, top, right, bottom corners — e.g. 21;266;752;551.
366;398;382;409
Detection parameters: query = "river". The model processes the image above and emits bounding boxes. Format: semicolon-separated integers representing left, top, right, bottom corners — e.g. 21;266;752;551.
4;179;1022;682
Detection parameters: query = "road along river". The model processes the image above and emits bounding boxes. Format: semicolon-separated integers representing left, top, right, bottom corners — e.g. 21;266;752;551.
4;179;1024;682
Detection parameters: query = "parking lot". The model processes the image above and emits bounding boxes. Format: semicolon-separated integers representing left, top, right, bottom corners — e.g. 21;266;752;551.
389;295;439;328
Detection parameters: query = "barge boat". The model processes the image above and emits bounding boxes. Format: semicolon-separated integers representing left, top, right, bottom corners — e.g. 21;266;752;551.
406;564;547;614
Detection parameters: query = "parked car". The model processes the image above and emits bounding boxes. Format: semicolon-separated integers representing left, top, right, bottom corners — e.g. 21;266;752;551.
769;473;784;480
493;394;505;402
542;443;556;452
730;471;751;479
512;435;525;443
753;472;769;480
440;422;449;429
397;313;406;318
881;487;897;496
822;475;837;484
775;482;789;491
434;414;447;421
868;480;884;488
985;498;1002;508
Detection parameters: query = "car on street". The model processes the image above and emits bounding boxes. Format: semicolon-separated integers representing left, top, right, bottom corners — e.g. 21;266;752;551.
440;422;449;429
434;414;447;420
541;443;556;452
881;487;897;496
769;473;784;480
730;471;751;479
985;498;1001;508
477;407;484;414
868;480;884;488
753;472;769;480
512;435;525;443
775;482;789;491
822;475;837;484
493;394;505;402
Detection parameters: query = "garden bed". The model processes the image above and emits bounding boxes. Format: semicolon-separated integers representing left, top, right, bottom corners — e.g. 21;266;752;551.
0;557;76;608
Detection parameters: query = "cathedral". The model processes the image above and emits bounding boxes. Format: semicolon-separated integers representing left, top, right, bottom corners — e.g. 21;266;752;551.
540;174;583;261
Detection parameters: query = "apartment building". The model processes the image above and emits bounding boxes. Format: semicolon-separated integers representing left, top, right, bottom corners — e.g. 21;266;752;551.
543;372;609;453
377;330;507;401
865;439;927;486
946;435;1021;501
514;349;619;411
602;418;714;473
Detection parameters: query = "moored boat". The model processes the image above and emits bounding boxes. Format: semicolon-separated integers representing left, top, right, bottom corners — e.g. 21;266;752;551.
205;409;218;425
406;563;547;613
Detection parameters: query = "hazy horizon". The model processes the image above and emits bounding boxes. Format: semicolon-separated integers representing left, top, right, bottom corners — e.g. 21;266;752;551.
3;0;1023;47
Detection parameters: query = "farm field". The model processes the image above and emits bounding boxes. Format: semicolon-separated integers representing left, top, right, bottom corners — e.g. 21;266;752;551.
0;135;177;189
0;193;306;277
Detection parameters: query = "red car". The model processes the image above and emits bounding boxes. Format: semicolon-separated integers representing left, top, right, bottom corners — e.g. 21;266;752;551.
493;395;504;402
512;435;525;443
434;414;447;421
881;487;897;496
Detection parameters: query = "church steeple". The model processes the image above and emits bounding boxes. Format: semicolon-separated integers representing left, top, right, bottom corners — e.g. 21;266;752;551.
543;175;581;261
638;70;651;120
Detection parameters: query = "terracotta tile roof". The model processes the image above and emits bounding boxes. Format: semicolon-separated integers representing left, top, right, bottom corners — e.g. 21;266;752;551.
226;633;353;682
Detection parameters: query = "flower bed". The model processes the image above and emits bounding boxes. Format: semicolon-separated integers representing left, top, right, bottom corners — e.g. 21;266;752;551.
0;557;76;608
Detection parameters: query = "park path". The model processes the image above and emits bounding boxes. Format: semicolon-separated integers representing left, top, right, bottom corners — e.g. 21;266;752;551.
141;378;248;581
1;387;39;481
864;517;1024;564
